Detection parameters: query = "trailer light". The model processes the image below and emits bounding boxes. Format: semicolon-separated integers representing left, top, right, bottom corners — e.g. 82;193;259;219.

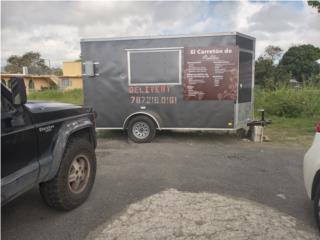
228;122;233;126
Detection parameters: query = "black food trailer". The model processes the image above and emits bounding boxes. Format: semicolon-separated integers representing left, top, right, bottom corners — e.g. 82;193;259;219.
80;32;255;143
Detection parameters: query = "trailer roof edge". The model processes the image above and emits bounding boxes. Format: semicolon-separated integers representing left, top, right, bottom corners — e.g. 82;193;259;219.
80;32;255;42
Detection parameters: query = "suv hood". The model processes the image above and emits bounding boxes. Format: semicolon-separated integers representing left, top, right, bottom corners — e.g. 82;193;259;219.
25;101;82;113
25;101;92;124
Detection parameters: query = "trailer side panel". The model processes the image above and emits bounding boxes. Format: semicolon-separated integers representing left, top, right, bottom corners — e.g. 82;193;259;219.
81;33;255;129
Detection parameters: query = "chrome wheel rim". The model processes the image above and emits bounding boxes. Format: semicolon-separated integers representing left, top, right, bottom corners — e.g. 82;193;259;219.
68;154;90;194
132;121;150;139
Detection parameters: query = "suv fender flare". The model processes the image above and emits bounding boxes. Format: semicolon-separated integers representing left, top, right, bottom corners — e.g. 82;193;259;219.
40;117;94;182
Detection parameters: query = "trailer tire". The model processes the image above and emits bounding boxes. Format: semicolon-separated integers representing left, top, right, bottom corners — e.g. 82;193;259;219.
236;128;250;138
127;116;156;143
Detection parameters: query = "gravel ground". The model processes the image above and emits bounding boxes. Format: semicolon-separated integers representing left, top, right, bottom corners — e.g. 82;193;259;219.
88;189;317;240
1;131;318;240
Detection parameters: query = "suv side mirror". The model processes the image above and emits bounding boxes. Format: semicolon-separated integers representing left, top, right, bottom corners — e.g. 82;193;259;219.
10;77;27;106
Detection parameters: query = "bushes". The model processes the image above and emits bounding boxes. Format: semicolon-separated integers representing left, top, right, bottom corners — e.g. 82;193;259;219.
255;86;320;118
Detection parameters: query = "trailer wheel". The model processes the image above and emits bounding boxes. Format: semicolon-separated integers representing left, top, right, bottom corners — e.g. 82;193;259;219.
236;128;249;138
127;116;156;143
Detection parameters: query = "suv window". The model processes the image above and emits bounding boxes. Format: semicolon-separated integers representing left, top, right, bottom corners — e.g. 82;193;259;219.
1;95;15;130
1;94;14;114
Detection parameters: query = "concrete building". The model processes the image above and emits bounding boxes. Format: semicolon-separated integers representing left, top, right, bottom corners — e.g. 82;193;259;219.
1;74;59;93
60;61;83;90
1;61;83;93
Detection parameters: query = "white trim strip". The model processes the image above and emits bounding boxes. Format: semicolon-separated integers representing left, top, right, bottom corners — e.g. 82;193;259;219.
160;128;237;131
127;51;131;85
239;48;254;54
251;39;256;120
97;128;123;130
126;47;184;52
81;32;255;42
96;127;238;131
235;47;240;129
179;49;182;85
128;82;181;86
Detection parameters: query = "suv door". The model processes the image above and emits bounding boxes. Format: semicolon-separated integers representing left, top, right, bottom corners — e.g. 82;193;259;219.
1;87;39;204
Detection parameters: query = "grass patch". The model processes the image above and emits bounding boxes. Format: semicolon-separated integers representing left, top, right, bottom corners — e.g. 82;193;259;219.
255;86;320;118
255;86;319;146
28;89;83;105
263;116;318;147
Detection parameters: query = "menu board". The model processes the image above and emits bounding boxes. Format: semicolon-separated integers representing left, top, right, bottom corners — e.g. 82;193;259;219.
183;46;239;101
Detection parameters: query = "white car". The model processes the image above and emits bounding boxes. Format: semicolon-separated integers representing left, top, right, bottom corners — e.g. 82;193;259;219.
304;122;320;228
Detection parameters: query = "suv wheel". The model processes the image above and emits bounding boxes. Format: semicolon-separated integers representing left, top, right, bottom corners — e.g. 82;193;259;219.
127;116;156;143
39;138;96;210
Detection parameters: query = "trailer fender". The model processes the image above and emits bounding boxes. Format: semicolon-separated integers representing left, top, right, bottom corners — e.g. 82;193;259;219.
123;111;161;130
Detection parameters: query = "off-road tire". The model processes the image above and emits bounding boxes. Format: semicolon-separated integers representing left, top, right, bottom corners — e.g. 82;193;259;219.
127;116;156;143
314;183;320;230
39;138;96;210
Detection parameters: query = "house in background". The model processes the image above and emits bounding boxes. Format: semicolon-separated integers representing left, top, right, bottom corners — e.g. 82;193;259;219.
60;61;83;90
1;73;59;93
1;61;83;93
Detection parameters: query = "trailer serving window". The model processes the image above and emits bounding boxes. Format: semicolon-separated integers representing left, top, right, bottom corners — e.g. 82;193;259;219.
127;48;182;86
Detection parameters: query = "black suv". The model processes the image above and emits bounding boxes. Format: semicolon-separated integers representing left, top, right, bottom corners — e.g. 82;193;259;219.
1;78;97;210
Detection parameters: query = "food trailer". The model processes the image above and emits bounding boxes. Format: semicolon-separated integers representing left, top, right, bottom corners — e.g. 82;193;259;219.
80;32;255;142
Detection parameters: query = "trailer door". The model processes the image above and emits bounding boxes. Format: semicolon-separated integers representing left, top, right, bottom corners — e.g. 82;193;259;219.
237;51;254;128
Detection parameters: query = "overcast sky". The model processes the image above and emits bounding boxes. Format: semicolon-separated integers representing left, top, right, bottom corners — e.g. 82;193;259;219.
1;0;320;67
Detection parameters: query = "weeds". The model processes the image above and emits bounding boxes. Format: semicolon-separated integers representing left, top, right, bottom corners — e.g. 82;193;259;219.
255;86;320;118
28;89;83;105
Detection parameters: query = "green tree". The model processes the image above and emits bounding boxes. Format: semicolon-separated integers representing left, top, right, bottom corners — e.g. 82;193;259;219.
264;45;283;63
308;0;320;13
273;64;291;85
255;57;275;87
51;67;63;76
5;51;51;75
255;45;292;89
5;55;21;73
279;44;320;82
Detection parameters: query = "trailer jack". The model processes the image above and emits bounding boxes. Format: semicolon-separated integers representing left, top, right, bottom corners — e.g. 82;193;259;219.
247;109;272;142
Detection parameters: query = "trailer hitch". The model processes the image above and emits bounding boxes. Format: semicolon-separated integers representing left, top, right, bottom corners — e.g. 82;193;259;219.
246;109;272;142
247;109;272;127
